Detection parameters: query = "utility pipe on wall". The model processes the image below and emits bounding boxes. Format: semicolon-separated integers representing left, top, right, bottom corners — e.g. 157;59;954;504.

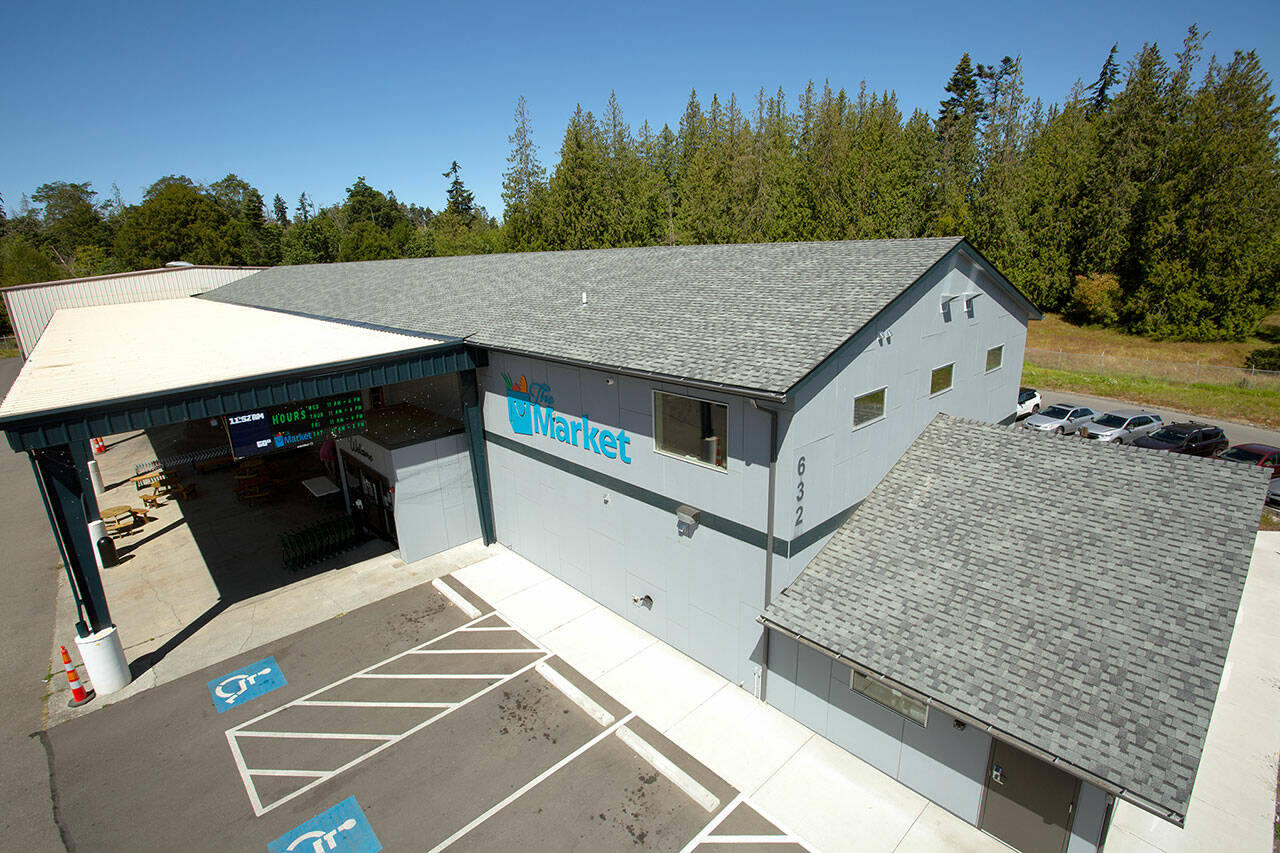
751;399;780;701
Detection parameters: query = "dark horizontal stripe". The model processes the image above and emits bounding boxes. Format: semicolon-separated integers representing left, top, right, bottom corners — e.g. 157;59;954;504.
485;430;856;557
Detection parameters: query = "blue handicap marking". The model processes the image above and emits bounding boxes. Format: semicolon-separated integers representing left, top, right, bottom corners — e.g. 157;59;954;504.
268;796;381;853
208;655;287;713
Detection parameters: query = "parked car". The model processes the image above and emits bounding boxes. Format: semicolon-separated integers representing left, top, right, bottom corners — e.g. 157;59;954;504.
1016;387;1041;419
1132;422;1229;457
1021;403;1096;435
1217;444;1280;479
1079;410;1163;444
1267;479;1280;509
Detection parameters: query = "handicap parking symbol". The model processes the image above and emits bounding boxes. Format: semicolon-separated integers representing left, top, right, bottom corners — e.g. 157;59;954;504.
268;796;381;853
208;656;287;713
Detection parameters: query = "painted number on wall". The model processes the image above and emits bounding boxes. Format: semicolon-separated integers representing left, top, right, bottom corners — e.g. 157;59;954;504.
795;455;805;531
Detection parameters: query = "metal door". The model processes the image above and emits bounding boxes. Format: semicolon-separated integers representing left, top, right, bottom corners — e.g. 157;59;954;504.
979;740;1079;853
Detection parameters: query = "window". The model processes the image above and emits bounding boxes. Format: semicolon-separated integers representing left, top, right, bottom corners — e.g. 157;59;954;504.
850;671;927;726
653;390;728;470
930;363;954;396
985;345;1003;372
853;387;886;429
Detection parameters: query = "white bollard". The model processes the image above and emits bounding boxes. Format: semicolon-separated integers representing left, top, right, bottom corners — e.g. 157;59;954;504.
87;519;108;572
87;459;105;495
75;626;131;695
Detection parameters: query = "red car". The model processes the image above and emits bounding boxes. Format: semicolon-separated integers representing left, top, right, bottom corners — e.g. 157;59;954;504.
1217;443;1280;479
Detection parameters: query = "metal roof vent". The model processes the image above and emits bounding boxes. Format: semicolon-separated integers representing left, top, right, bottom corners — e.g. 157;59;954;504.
165;261;195;268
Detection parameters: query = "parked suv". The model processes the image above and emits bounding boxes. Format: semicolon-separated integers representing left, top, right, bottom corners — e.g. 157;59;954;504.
1021;403;1095;435
1079;410;1163;444
1132;422;1229;457
1217;444;1280;479
1016;387;1041;419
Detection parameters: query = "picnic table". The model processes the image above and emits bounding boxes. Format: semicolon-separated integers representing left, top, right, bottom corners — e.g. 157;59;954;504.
129;470;165;490
99;505;146;537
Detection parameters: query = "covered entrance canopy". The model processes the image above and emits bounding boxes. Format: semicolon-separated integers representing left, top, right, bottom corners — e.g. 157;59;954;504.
0;297;493;638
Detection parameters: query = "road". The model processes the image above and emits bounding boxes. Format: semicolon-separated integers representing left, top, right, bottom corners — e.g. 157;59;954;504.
1035;385;1280;448
0;357;64;851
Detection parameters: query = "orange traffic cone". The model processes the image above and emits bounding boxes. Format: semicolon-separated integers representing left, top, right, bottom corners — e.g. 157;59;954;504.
60;645;94;707
91;437;105;454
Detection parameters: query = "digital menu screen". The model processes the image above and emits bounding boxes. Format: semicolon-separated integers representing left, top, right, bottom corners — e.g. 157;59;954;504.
226;393;366;458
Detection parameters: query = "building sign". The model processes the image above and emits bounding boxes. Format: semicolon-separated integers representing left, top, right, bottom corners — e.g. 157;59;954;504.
503;373;632;464
226;392;366;459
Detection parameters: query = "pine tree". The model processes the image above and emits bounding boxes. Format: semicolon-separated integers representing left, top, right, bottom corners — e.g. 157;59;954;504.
501;95;547;252
545;106;608;249
273;194;289;226
442;162;476;224
295;192;313;225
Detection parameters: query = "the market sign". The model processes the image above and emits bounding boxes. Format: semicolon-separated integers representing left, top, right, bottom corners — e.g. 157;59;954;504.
503;373;632;464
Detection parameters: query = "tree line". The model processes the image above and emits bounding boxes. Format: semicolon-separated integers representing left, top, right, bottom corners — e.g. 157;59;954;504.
2;26;1277;342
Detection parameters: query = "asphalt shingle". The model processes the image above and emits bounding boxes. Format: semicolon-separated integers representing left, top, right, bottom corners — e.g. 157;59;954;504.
201;238;970;395
763;414;1269;819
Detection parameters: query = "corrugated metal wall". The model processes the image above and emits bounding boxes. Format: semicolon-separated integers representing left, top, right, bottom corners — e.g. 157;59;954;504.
2;266;265;357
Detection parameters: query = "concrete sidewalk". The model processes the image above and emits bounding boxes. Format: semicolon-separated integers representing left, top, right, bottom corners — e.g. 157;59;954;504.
452;550;1008;853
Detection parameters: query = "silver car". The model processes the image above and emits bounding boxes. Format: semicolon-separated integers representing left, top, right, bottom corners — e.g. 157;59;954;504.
1079;410;1163;444
1021;403;1096;435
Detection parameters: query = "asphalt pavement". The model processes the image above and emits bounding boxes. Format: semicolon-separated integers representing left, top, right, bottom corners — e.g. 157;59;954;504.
0;357;64;851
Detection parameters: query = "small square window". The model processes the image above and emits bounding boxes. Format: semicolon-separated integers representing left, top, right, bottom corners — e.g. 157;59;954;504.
653;390;728;470
850;671;928;726
853;387;886;429
985;345;1003;372
930;363;954;396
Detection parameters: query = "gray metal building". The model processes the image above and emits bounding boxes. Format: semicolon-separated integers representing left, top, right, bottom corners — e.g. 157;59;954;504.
2;236;1261;853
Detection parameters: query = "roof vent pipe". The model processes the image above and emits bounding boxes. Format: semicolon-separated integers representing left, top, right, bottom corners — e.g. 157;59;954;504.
581;291;587;306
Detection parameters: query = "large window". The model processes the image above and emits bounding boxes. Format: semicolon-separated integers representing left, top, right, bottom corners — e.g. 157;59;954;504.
653;391;728;470
930;363;954;395
985;344;1004;372
853;387;886;429
851;671;928;726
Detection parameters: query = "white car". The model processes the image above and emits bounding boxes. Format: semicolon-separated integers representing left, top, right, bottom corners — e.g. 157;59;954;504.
1016;387;1041;419
1021;403;1096;435
1079;410;1163;444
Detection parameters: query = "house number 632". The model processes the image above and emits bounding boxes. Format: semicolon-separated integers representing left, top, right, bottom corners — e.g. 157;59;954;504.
795;456;805;528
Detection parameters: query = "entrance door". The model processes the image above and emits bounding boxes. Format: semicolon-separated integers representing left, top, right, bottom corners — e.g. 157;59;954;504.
979;740;1079;853
342;453;396;544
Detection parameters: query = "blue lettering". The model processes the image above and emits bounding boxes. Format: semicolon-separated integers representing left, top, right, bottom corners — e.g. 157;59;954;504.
584;418;602;454
617;430;632;464
554;416;570;443
600;431;617;459
533;405;554;436
571;420;582;447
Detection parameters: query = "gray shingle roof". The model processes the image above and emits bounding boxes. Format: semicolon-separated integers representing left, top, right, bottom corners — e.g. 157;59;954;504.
763;414;1268;818
201;238;978;395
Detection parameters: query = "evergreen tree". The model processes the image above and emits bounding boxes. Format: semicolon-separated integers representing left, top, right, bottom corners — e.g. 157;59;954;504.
295;192;313;224
442;161;476;224
501;95;547;252
545;105;608;249
273;194;289;226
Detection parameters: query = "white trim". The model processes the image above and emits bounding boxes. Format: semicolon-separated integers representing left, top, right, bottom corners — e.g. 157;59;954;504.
929;362;955;397
852;386;888;431
616;725;721;813
985;344;1004;373
651;388;730;473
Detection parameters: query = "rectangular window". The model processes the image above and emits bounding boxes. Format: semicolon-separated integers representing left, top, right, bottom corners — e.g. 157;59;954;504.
851;671;928;726
930;363;954;396
985;345;1003;372
653;390;728;470
853;387;886;429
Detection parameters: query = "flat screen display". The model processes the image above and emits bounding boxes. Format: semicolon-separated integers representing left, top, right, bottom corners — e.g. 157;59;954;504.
226;393;366;458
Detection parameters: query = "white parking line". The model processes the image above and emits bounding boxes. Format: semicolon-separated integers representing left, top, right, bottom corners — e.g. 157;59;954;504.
616;725;720;813
234;731;395;741
679;792;817;853
352;673;507;680
425;712;638;853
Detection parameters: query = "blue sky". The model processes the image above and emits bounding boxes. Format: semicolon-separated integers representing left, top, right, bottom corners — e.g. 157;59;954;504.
2;0;1276;221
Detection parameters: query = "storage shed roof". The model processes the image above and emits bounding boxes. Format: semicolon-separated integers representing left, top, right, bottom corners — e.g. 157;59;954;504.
762;414;1268;821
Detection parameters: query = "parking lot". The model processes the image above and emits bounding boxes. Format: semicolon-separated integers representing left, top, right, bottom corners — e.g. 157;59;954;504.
41;576;810;852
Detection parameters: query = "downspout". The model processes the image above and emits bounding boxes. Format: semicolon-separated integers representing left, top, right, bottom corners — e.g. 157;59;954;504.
751;399;780;701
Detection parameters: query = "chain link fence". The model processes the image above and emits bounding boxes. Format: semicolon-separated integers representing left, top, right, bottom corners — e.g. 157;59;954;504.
0;334;16;354
1025;347;1280;390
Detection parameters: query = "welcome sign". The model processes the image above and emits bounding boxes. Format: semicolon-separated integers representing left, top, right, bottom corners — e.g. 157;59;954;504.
504;373;632;464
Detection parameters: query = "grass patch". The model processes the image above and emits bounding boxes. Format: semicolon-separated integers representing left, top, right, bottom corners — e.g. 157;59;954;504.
1261;509;1280;532
1028;312;1280;368
1023;365;1280;429
0;348;17;359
